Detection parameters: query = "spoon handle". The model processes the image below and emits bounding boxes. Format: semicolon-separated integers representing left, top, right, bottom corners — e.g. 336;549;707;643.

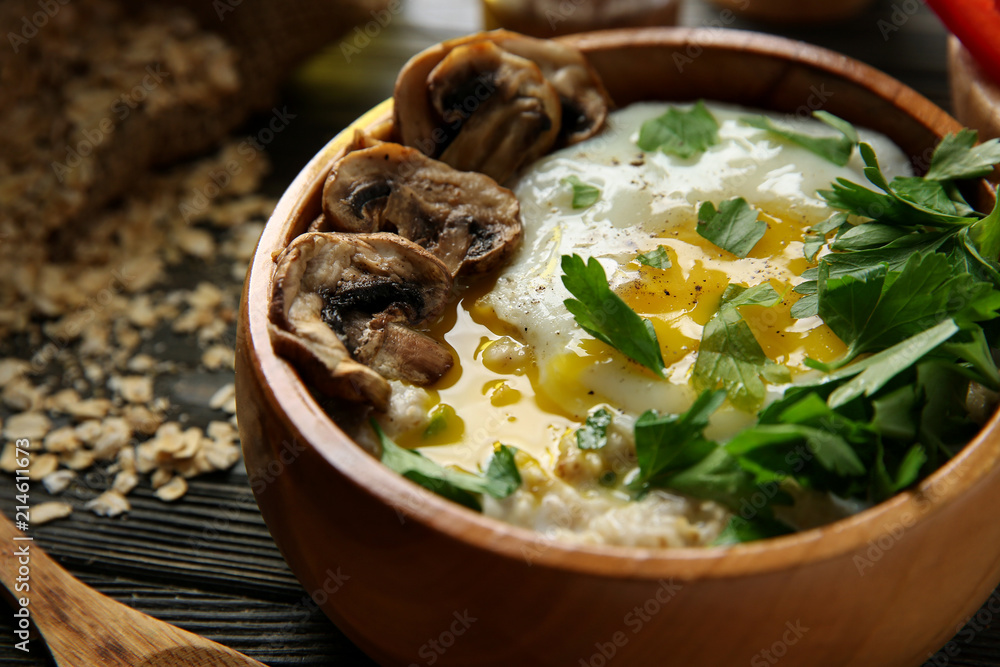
0;507;101;636
0;510;269;667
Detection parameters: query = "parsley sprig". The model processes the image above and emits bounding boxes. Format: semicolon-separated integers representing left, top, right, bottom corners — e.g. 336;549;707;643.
561;254;666;377
585;125;1000;542
374;421;520;512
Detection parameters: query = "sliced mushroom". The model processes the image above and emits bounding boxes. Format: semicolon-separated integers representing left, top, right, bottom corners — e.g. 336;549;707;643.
394;30;611;177
490;32;611;146
428;41;561;182
319;143;522;276
269;232;454;411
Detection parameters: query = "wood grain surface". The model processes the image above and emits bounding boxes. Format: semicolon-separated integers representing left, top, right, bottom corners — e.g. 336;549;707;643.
2;1;998;666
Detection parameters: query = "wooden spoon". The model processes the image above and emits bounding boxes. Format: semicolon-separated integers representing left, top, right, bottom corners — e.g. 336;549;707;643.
0;511;268;667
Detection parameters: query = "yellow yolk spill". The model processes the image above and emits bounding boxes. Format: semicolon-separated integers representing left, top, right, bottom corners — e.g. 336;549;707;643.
393;203;847;471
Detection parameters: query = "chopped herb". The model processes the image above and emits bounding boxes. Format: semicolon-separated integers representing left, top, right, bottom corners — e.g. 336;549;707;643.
802;234;825;262
561;254;666;377
637;100;719;159
713;515;794;545
692;283;789;411
561;175;601;209
821;143;976;227
816;253;1000;363
741;111;857;166
636;245;672;269
374;421;520;511
697;197;767;258
802;212;849;262
634;389;726;485
484;444;522;497
925;129;1000;181
423;403;456;438
577;407;613;450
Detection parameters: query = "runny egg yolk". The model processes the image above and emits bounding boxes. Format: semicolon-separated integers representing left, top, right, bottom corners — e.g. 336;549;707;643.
394;203;847;471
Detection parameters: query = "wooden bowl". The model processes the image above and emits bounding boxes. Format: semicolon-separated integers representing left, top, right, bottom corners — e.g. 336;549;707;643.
236;28;1000;667
705;0;873;24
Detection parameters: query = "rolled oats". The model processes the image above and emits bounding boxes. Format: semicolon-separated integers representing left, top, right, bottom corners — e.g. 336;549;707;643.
31;501;74;526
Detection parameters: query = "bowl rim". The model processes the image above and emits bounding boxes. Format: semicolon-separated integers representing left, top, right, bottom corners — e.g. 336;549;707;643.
243;26;1000;581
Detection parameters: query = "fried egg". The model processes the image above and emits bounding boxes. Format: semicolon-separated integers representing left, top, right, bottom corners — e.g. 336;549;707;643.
390;101;911;472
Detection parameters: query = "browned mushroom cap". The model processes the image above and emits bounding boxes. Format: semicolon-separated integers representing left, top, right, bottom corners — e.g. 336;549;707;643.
490;32;611;146
427;41;561;183
394;32;496;158
393;30;610;174
269;232;454;411
319;143;522;276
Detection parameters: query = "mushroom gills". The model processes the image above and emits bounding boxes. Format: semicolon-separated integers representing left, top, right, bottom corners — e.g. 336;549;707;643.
268;232;454;410
427;41;561;183
321;143;522;276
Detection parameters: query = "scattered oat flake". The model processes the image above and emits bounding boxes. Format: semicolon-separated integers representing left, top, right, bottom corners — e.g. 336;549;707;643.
4;412;52;441
42;469;77;495
112;470;139;495
151;467;174;489
0;359;30;387
111;376;154;404
66;398;112;420
85;490;130;517
60;449;97;471
32;502;74;526
43;426;82;453
27;453;59;480
155;475;188;502
209;383;236;411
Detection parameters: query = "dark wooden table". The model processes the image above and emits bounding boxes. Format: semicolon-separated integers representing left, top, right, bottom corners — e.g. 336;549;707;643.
3;1;1000;665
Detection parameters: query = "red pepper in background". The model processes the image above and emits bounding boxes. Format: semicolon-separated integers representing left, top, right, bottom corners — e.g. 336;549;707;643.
925;0;1000;85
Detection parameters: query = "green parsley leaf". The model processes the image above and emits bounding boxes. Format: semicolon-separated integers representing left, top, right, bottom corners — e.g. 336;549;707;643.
697;197;767;258
634;389;725;484
817;253;993;362
803;234;825;262
561;175;601;209
692;283;786;411
968;188;1000;260
484;444;522;497
925;129;1000;181
423;403;456;439
561;254;666;378
577;407;613;450
826;319;960;408
830;223;910;252
713;515;794;545
637;100;719;158
870;384;918;440
374;421;520;511
741;111;857;166
659;446;764;512
891;444;928;490
636;246;671;269
813;211;850;235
